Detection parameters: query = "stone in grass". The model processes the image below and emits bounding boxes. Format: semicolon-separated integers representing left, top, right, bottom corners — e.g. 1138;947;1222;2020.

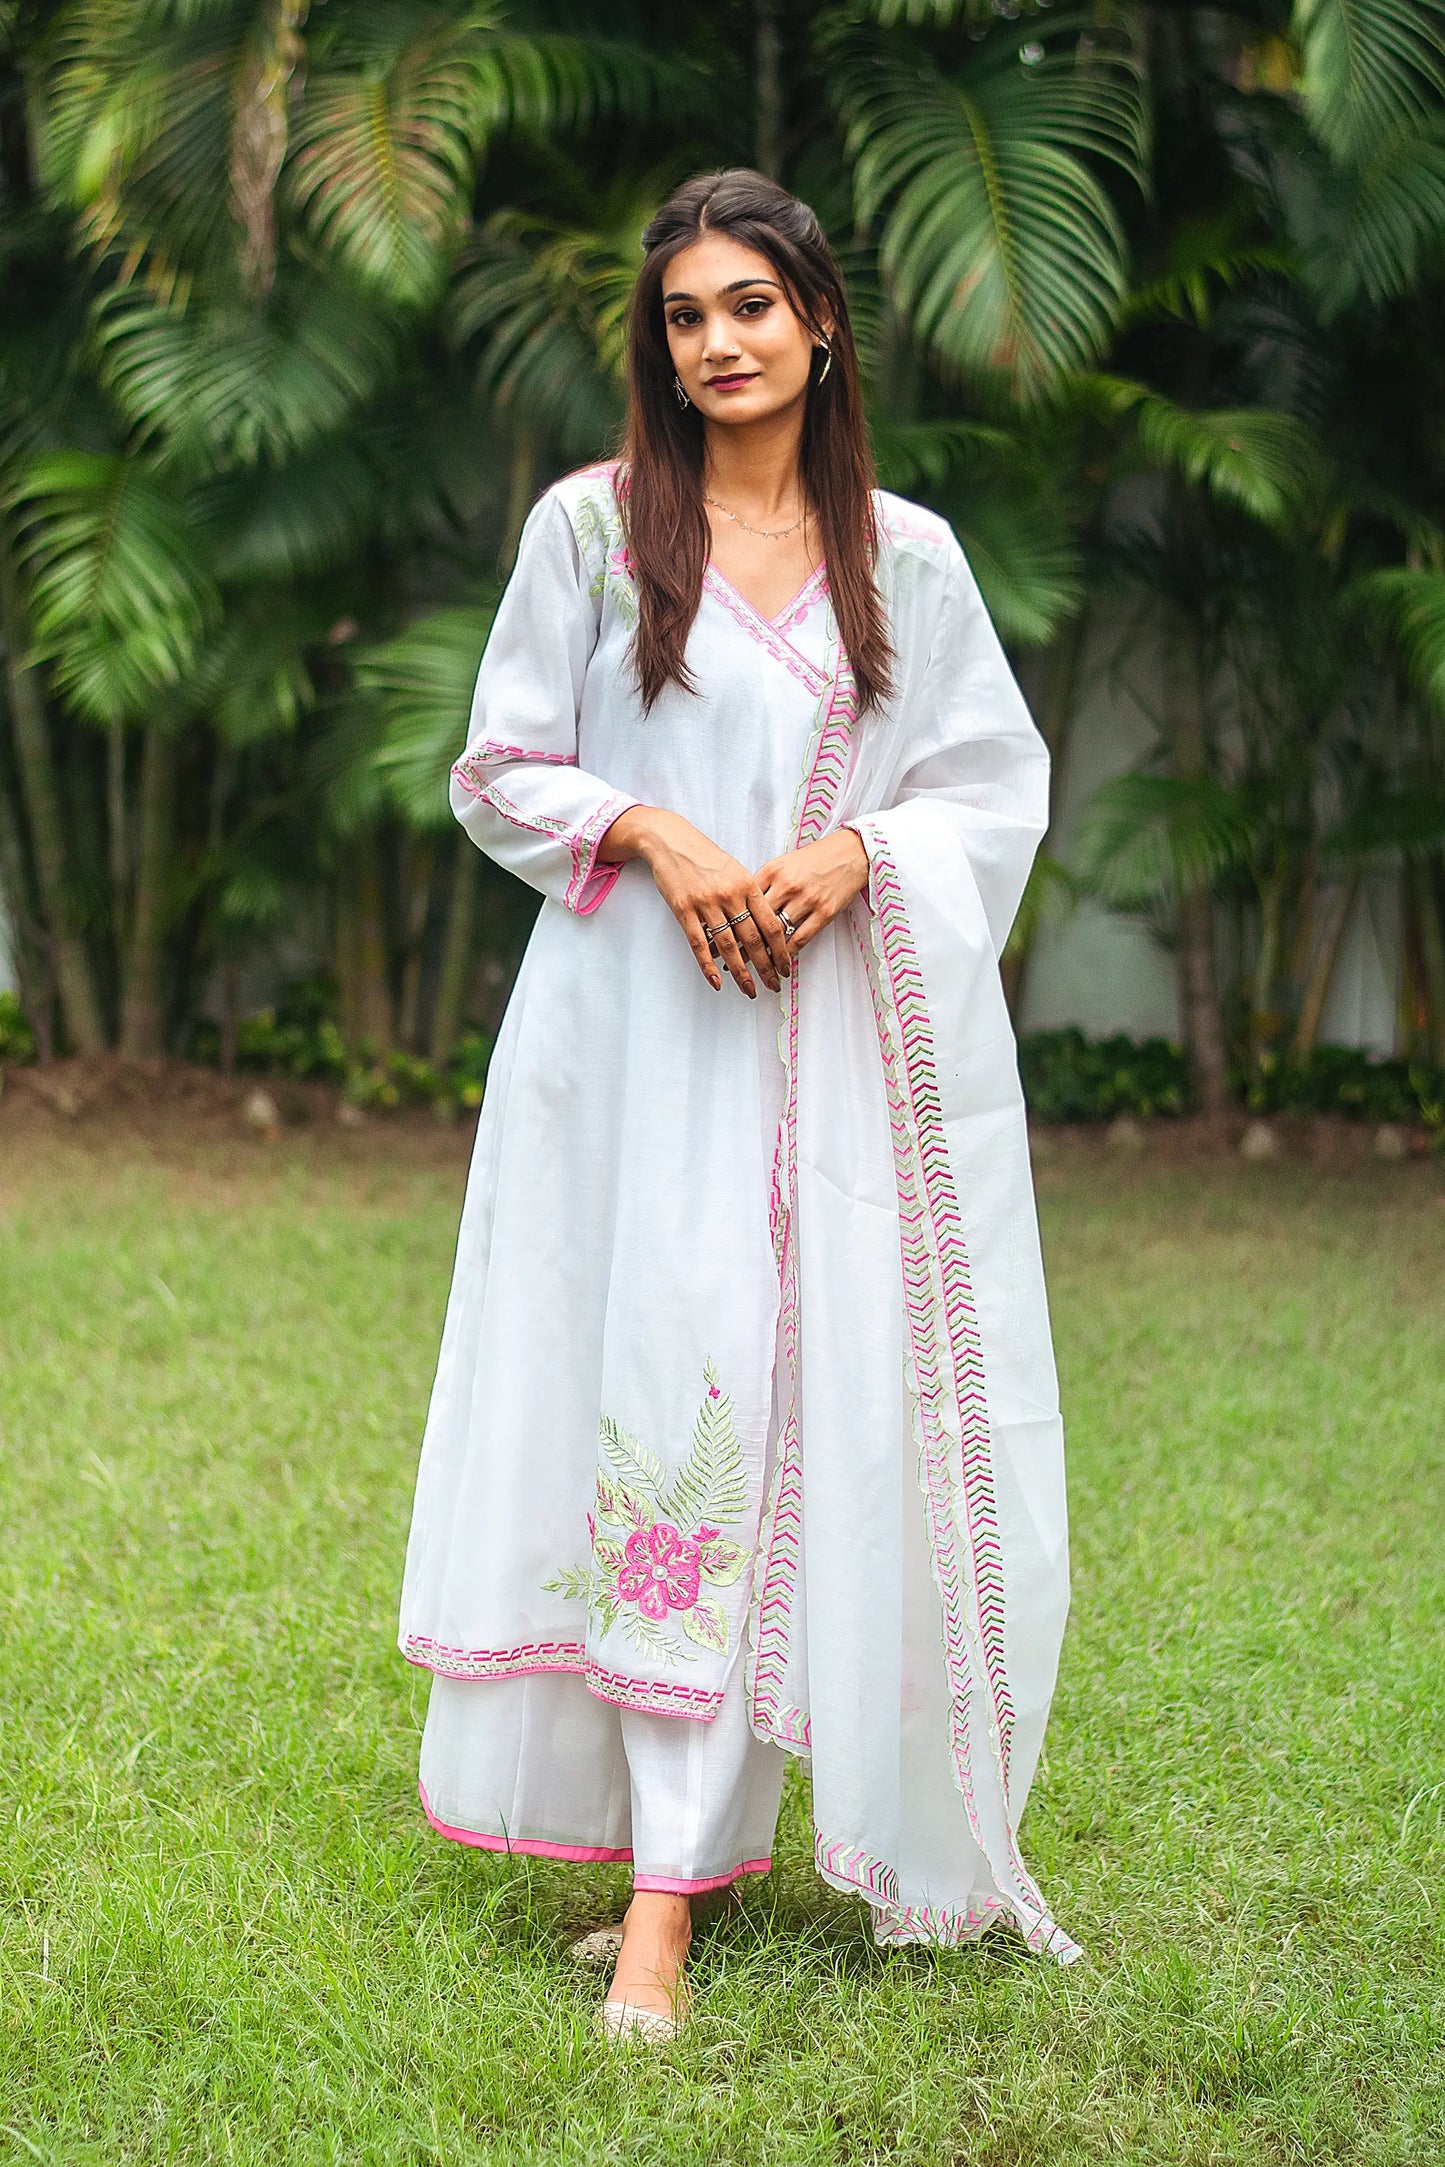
1106;1114;1146;1152
1239;1118;1280;1162
1373;1123;1408;1161
241;1086;282;1139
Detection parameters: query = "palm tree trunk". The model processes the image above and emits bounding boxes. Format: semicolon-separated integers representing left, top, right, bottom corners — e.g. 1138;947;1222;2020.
0;542;105;1052
399;838;434;1049
430;841;478;1065
107;723;129;953
336;830;392;1050
0;775;54;1060
1248;850;1289;1072
1415;858;1445;1067
120;725;178;1056
1165;602;1231;1120
1291;869;1360;1064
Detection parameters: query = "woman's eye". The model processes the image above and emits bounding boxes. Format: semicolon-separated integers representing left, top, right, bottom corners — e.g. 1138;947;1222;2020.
668;309;701;329
737;297;771;317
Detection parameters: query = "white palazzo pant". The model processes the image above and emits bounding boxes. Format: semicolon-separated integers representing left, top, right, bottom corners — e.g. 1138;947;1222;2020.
418;1668;787;1892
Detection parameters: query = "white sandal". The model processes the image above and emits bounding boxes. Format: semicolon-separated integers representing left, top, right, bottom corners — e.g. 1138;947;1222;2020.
599;1998;681;2045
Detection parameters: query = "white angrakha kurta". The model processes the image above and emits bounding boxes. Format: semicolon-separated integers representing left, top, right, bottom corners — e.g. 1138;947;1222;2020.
399;464;1078;1959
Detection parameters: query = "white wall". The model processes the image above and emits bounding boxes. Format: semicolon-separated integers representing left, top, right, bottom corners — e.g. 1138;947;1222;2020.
1019;607;1402;1054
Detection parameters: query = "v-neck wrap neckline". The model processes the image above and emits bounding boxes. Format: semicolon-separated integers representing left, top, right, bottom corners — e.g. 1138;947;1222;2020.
701;561;832;698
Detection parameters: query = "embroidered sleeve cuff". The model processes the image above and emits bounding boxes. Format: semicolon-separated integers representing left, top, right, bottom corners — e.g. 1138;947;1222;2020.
567;791;641;915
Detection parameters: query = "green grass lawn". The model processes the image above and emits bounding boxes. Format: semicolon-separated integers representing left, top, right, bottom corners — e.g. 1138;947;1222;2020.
1;1129;1442;2166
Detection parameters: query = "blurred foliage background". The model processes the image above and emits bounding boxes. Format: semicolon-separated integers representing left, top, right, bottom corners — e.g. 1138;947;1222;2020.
2;0;1445;1120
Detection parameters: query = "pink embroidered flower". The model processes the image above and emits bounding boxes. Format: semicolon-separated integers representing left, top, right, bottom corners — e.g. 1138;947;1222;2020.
617;1522;701;1619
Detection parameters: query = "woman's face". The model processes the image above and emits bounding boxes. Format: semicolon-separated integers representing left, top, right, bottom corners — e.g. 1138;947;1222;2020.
662;232;827;428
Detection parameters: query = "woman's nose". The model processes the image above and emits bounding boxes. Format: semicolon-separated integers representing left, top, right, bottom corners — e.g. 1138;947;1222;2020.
703;315;741;360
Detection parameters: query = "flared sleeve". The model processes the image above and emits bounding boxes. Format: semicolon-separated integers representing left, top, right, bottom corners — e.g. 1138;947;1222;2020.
449;490;640;914
849;536;1048;954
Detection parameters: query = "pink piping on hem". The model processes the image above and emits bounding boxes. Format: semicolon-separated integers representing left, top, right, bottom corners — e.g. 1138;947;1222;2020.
633;1861;771;1894
418;1783;770;1890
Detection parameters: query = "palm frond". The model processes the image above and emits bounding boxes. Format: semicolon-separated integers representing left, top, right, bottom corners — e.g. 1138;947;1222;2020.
197;441;386;583
1079;774;1258;907
871;417;1016;493
8;448;217;724
286;4;497;308
1351;567;1445;709
185;596;331;744
90;279;399;472
448;194;650;456
824;9;1149;400
1324;782;1445;859
357;602;496;830
1123;216;1292;329
1307;119;1445;313
952;488;1083;648
1071;376;1325;526
1293;0;1445;167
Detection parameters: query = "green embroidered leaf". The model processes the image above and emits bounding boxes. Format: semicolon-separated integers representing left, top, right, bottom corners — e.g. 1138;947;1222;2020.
622;1610;689;1664
595;1591;620;1636
666;1362;748;1530
594;1471;620;1523
697;1536;747;1587
600;1413;667;1498
541;1565;593;1601
593;1536;627;1574
611;1483;653;1533
680;1597;729;1656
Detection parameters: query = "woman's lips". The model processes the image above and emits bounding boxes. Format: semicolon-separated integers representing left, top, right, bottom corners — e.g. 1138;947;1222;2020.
705;373;758;391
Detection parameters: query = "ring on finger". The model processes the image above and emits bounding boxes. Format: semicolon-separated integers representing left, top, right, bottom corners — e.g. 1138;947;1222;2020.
777;908;797;939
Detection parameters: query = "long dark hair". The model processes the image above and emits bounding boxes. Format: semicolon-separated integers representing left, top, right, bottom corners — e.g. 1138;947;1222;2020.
621;169;893;715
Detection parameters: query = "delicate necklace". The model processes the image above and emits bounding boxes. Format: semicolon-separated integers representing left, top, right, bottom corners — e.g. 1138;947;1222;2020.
704;491;807;541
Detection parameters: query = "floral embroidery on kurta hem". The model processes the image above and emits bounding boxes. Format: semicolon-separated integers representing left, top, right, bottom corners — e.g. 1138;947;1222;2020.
545;1361;750;1668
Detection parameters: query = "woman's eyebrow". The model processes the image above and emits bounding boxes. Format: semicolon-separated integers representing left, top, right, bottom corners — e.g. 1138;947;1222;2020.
663;278;783;303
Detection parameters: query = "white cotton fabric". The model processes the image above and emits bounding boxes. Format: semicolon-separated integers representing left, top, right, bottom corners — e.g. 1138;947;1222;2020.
399;466;1077;1961
419;1669;787;1889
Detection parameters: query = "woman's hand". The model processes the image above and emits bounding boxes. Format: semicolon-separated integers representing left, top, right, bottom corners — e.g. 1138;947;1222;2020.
600;805;792;997
756;828;870;954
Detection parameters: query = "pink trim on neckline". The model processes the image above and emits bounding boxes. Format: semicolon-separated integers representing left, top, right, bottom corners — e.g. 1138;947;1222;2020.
418;1783;771;1891
701;565;830;694
711;558;826;630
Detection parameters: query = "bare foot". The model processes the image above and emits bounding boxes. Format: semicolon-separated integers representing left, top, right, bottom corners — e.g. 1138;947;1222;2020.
605;1891;692;2023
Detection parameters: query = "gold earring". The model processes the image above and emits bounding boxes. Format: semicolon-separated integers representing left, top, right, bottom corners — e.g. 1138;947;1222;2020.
673;373;691;408
815;339;833;385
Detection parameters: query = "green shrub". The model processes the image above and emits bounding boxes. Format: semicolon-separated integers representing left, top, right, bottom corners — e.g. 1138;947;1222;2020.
1247;1045;1444;1128
0;991;37;1065
1016;1027;1444;1128
1018;1028;1190;1121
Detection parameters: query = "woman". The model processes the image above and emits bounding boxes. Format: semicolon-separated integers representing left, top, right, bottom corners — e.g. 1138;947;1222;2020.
399;169;1078;2041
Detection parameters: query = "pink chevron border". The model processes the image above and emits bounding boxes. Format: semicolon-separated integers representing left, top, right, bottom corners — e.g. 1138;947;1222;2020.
857;838;1080;1966
403;1633;723;1719
747;650;858;1745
